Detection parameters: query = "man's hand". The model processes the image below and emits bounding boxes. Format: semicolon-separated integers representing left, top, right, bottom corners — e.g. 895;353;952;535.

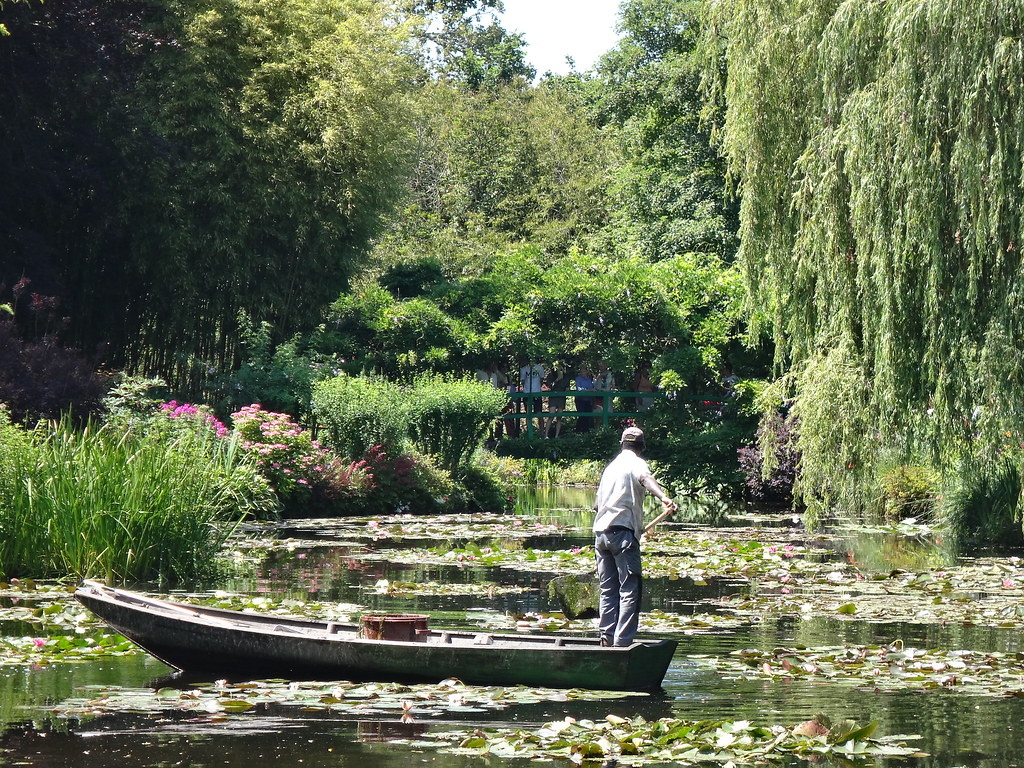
661;497;678;515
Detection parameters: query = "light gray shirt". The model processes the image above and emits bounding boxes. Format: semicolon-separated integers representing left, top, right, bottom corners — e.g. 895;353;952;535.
593;448;662;534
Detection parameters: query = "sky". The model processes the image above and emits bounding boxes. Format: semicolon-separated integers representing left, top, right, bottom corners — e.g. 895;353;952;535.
497;0;622;77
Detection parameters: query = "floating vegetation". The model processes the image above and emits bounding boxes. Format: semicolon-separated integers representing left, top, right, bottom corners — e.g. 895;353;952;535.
640;609;746;635
0;598;93;631
722;557;1024;629
364;579;532;597
0;633;135;666
48;677;635;722
361;529;828;581
475;610;593;633
358;542;594;573
0;579;76;597
476;608;744;635
356;526;1024;630
696;642;1024;697
0;580;96;632
196;592;365;621
235;513;573;546
420;713;926;763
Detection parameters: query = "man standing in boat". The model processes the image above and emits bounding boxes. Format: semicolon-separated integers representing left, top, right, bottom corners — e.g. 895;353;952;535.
593;426;678;647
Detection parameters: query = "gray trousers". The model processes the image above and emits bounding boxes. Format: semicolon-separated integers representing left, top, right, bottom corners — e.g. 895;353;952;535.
595;528;643;647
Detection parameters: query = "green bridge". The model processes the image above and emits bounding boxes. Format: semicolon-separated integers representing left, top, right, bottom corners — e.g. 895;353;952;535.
500;390;725;440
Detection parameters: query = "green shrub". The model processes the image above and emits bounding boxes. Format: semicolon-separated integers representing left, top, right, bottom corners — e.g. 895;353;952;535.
473;451;530;486
379;256;446;298
101;373;172;427
877;465;939;523
407;374;507;473
515;459;605;486
304;458;375;517
495;427;620;462
328;446;456;516
652;347;703;393
457;462;512;512
0;408;39;575
312;375;410;460
213;315;332;422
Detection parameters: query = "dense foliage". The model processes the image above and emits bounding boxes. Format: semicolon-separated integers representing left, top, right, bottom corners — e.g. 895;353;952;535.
705;0;1024;526
312;376;411;460
324;247;746;396
591;0;738;262
1;0;417;392
372;78;618;271
1;0;776;542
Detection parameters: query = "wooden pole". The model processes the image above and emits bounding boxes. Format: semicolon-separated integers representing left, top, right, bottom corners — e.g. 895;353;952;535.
642;506;675;534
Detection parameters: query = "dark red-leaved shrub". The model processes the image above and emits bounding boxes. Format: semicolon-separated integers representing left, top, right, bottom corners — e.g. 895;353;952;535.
0;281;105;423
737;412;800;505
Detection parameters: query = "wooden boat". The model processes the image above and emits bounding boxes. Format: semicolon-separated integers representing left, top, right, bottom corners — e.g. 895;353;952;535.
75;581;677;691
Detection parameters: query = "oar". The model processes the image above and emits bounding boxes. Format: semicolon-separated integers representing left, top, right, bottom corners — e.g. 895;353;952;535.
548;502;677;620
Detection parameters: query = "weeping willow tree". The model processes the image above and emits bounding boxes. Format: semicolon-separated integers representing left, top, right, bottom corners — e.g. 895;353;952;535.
703;0;1024;523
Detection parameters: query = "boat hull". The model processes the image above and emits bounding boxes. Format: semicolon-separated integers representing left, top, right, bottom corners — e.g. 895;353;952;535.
75;583;676;691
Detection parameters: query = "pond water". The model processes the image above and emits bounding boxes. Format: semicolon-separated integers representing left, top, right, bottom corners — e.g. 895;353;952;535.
2;487;1024;767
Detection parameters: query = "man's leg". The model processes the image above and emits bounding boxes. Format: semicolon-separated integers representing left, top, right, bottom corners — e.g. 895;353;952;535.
595;535;619;646
612;535;643;646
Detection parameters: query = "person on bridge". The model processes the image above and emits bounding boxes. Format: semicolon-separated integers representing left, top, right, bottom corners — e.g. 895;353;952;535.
592;427;678;647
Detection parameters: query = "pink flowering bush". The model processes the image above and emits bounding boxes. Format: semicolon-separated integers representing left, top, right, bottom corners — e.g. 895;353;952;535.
230;405;397;516
160;400;230;438
231;404;330;504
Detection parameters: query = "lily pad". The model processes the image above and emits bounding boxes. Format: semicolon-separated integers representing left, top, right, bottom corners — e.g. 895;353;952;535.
48;677;639;723
421;713;926;764
699;642;1024;697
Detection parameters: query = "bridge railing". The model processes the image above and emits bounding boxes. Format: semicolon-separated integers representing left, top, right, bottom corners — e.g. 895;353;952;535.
500;390;701;440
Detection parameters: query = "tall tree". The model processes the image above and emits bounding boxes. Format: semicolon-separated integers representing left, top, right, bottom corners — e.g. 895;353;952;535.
370;78;618;275
0;0;417;392
401;0;534;87
704;0;1024;510
591;0;737;262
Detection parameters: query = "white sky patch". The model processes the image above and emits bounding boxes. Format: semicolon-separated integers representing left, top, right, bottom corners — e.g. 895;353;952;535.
498;0;622;77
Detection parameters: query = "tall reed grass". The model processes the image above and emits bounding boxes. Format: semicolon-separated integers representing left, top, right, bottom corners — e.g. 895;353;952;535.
939;457;1024;546
0;413;274;582
516;458;604;486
